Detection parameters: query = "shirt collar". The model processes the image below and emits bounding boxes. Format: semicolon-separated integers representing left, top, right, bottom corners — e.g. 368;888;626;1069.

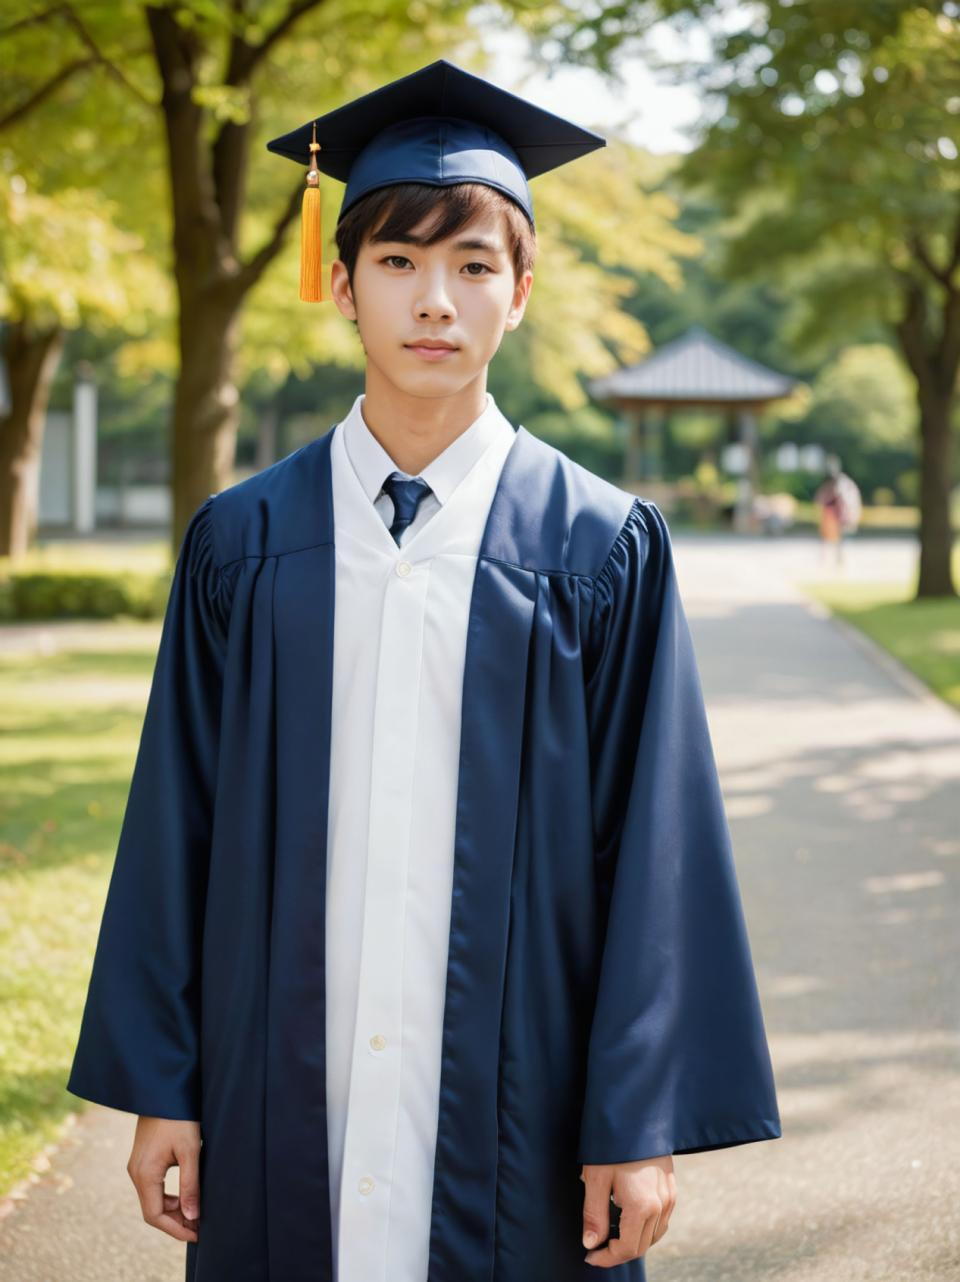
340;391;510;506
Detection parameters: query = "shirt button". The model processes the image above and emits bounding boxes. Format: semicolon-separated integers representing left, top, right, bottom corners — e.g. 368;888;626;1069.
370;1033;386;1051
396;560;412;577
358;1175;375;1195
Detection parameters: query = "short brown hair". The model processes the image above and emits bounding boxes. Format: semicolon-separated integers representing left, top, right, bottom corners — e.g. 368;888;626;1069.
334;181;537;293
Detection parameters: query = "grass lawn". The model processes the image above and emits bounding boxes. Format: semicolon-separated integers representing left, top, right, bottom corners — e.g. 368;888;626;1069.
14;537;172;573
0;623;161;1197
800;547;960;710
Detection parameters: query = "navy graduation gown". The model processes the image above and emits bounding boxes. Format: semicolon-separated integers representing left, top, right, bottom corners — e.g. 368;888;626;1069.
67;421;781;1282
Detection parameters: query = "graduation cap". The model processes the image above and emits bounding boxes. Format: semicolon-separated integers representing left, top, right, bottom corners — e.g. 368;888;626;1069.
265;58;606;302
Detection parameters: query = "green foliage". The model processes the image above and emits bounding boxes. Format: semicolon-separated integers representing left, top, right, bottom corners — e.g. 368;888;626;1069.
626;1;957;522
898;468;920;503
525;403;624;477
0;0;711;465
761;341;919;499
810;344;916;449
0;566;170;621
0;174;168;331
646;2;960;350
669;410;724;451
0;2;166;335
760;467;810;502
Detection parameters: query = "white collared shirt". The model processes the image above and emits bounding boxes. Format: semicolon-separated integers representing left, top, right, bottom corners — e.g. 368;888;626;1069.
325;390;518;1282
341;390;511;544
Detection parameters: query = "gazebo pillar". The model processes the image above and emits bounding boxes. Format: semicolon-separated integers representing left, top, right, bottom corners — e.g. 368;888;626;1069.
623;405;666;487
645;405;664;480
624;407;645;486
732;406;760;532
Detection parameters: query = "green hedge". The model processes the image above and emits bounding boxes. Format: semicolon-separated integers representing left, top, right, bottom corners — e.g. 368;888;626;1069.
0;568;172;621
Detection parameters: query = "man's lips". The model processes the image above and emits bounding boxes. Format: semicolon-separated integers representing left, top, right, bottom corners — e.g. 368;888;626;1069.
404;341;459;350
404;342;460;360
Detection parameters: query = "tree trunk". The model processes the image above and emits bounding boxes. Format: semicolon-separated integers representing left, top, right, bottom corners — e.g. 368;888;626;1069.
255;394;280;473
171;290;242;549
0;320;65;559
146;4;306;554
916;385;956;598
895;276;958;600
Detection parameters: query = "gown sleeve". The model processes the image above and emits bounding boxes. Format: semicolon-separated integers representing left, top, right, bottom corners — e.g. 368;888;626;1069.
577;497;781;1165
66;495;230;1120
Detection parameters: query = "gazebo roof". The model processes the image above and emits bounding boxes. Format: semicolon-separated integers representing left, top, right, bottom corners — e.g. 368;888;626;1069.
589;324;795;406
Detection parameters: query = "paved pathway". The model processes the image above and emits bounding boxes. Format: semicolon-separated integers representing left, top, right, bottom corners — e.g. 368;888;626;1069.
659;533;960;1282
1;532;958;1281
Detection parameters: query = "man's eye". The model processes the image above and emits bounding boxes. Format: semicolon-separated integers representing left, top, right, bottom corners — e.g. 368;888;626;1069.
381;256;491;274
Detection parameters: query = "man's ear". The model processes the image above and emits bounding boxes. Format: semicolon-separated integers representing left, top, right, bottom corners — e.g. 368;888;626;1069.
504;269;533;332
329;260;358;322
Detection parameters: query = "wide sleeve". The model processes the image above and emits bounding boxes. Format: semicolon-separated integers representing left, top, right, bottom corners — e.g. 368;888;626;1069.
577;498;781;1165
66;495;229;1120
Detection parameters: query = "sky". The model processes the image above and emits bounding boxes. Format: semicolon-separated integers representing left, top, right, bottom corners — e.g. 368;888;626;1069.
474;3;757;154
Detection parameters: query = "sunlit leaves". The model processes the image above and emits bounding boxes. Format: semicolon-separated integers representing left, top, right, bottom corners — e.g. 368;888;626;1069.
0;173;169;330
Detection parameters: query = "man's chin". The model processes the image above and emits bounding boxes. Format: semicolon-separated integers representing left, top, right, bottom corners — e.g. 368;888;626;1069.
379;362;477;399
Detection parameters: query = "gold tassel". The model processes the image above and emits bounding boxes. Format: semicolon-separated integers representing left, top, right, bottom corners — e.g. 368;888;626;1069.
299;122;323;302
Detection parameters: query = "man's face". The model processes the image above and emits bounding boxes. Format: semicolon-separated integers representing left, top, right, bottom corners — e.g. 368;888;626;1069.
330;205;533;398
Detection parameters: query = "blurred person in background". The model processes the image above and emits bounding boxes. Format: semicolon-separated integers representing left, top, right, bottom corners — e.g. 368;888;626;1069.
815;456;862;564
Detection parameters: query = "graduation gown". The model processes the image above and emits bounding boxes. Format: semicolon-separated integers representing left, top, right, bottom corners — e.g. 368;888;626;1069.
66;419;782;1282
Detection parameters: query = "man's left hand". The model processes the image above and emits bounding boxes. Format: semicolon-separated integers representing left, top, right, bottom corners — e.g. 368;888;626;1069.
580;1154;676;1268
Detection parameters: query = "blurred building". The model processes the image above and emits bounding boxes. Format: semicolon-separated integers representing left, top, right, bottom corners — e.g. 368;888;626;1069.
589;325;796;530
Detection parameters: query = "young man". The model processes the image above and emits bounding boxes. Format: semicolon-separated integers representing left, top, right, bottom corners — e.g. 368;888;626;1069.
67;59;781;1282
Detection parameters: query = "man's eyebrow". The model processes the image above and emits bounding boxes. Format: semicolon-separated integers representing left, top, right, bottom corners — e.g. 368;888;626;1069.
381;233;506;255
450;236;506;254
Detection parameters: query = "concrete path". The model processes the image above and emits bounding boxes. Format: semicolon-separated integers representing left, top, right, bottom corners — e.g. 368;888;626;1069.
1;531;958;1281
657;532;960;1282
0;1107;185;1281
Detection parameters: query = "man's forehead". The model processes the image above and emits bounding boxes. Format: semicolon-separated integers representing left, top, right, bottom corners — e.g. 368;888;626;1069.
370;214;509;253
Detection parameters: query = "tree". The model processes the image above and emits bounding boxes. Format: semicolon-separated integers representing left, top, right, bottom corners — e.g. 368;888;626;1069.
624;0;960;597
3;0;704;553
0;1;166;558
142;0;693;544
522;1;959;594
2;1;484;548
0;178;164;556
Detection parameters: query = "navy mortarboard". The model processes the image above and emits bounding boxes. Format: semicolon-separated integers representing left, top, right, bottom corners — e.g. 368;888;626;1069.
265;58;607;301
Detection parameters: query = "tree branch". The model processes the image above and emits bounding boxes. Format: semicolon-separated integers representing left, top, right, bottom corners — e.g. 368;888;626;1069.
211;0;325;244
909;230;951;288
0;3;152;112
212;117;251;245
145;4;223;279
232;179;304;297
0;4;69;38
60;2;153;106
893;270;935;399
946;200;960;283
937;286;960;396
0;56;97;131
224;0;326;87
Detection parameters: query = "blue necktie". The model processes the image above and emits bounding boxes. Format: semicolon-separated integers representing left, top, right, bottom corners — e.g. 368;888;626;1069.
381;471;433;546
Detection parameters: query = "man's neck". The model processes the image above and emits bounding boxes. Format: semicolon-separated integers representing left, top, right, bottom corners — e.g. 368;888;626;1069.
359;368;490;475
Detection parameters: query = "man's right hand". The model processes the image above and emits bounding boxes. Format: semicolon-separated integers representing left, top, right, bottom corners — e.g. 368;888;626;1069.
127;1116;202;1242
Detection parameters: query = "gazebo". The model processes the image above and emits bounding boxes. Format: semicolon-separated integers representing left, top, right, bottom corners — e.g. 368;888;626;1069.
589;325;796;527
